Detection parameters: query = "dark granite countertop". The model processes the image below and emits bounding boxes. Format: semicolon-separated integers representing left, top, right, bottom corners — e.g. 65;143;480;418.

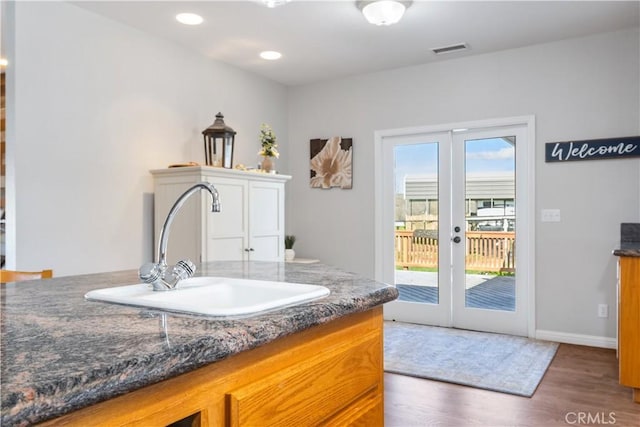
1;261;398;426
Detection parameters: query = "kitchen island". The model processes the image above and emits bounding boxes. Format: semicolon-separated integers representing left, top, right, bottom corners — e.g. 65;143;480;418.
1;261;398;426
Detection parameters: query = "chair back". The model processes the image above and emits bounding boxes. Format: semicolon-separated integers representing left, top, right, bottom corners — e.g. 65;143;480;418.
0;269;53;283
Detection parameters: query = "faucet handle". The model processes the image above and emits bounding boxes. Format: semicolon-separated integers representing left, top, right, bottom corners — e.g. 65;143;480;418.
174;259;196;280
139;262;162;284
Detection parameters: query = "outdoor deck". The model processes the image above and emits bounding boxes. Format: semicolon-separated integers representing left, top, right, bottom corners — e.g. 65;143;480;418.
395;230;515;273
395;270;515;311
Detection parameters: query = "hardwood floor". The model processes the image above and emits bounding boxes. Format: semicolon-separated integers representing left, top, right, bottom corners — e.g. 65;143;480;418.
385;344;640;426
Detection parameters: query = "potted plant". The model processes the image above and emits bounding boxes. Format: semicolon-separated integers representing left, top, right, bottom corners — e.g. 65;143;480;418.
284;235;296;262
258;123;279;173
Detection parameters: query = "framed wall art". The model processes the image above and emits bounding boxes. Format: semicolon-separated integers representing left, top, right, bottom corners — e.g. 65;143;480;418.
310;137;353;189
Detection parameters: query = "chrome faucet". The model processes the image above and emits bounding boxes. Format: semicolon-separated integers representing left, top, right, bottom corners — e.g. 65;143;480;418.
139;182;221;291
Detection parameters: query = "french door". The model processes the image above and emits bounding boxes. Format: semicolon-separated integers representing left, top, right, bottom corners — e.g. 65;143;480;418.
376;119;533;337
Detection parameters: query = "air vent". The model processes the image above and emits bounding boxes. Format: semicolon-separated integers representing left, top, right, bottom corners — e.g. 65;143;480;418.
431;43;468;55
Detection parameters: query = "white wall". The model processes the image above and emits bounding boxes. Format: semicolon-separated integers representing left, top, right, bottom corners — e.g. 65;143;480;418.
6;2;288;276
6;1;639;343
287;28;640;342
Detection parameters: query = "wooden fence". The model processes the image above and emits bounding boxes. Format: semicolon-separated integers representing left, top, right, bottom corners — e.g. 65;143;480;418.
395;230;515;273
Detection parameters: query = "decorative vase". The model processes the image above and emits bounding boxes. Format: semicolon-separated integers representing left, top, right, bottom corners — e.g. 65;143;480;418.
285;249;295;262
261;156;275;173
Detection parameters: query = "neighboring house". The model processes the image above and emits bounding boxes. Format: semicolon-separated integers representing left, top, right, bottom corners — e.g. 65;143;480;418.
399;173;515;231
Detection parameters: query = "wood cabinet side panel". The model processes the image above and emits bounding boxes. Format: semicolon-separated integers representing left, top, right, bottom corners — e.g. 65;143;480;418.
619;257;640;387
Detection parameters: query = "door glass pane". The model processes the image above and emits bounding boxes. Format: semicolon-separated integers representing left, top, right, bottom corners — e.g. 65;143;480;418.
394;142;439;304
464;137;516;311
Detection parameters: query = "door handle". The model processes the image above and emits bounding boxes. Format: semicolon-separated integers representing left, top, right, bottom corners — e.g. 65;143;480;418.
245;248;255;252
452;236;461;243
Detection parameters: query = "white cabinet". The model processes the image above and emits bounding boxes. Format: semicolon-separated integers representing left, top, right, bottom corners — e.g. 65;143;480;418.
150;167;290;265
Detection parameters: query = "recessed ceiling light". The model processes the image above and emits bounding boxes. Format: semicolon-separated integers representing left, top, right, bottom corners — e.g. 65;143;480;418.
176;13;203;26
260;51;282;60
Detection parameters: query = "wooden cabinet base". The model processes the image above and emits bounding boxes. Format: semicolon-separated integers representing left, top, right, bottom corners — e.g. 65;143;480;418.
618;257;640;404
41;308;384;426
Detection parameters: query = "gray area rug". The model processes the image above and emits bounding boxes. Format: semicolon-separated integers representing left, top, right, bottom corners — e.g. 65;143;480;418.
384;321;559;397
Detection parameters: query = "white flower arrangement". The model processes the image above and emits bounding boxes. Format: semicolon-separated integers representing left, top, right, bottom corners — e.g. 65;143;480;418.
258;123;279;158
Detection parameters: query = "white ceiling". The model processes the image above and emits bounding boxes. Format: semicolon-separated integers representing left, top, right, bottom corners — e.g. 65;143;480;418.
73;1;639;86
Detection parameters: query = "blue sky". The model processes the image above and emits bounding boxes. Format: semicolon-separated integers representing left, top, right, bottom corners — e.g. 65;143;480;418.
394;138;515;194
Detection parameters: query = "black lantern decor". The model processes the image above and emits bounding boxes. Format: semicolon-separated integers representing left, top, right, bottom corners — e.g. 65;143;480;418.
202;112;236;168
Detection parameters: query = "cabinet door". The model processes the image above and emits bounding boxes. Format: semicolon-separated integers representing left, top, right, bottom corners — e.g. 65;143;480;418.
226;334;381;426
249;181;284;262
204;177;248;261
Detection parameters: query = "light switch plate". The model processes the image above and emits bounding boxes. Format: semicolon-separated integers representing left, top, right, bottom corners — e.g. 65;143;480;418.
541;209;561;222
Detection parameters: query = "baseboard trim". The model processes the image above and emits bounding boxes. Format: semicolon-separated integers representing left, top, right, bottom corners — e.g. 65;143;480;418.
536;329;617;349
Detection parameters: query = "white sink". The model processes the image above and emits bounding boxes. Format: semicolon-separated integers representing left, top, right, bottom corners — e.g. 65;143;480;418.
85;277;330;316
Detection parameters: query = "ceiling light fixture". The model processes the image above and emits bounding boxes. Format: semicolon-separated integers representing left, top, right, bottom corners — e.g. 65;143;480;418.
262;0;292;8
176;13;204;26
357;0;411;26
260;51;282;60
0;58;8;68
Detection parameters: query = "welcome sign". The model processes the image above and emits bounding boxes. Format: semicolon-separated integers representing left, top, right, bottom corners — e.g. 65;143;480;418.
545;136;640;163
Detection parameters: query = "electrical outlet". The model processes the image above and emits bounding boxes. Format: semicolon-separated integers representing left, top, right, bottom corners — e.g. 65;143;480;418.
598;304;608;318
541;209;561;222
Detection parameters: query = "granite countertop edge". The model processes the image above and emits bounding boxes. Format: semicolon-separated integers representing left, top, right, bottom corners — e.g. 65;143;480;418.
1;261;398;426
613;242;640;257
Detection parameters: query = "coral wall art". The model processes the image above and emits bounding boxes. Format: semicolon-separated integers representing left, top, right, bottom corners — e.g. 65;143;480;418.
310;137;353;189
